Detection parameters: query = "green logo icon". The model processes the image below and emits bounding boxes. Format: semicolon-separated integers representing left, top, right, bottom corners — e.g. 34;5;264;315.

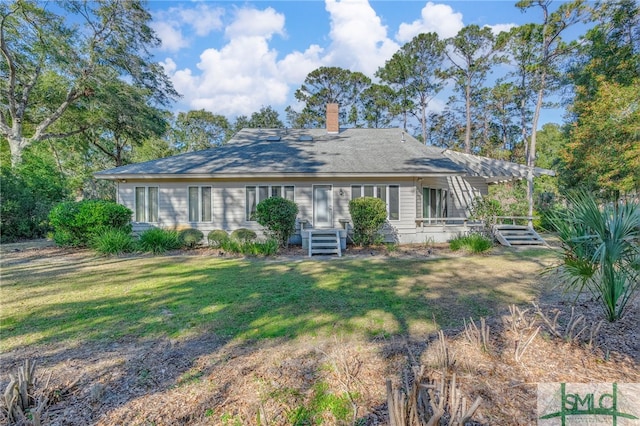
540;383;639;425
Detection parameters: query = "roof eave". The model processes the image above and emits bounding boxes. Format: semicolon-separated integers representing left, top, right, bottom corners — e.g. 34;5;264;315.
95;171;467;181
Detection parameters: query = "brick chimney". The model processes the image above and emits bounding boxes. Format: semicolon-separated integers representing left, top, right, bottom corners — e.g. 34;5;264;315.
326;103;339;134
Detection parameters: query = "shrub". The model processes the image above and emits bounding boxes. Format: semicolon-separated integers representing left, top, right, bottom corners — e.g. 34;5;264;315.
449;233;493;253
207;229;230;248
219;238;242;253
348;197;387;246
91;228;136;255
219;238;278;256
0;154;68;242
254;239;279;256
255;197;298;248
137;228;182;254
231;228;257;243
468;196;504;228
538;204;567;232
179;228;204;248
49;200;132;247
548;191;640;321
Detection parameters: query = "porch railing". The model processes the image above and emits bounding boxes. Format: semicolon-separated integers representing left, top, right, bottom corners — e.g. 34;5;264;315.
492;216;538;227
415;217;484;230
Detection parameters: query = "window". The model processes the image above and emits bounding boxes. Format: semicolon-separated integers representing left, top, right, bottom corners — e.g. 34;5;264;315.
135;186;158;222
423;188;448;222
188;186;212;222
350;184;400;220
246;185;295;220
388;185;399;220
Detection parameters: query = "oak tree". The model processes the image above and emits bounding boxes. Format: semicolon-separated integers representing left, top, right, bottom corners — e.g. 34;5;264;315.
0;0;176;167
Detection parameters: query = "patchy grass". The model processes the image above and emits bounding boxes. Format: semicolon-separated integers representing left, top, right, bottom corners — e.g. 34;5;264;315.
0;248;552;352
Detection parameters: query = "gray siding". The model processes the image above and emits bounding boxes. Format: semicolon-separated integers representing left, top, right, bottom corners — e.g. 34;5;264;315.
118;176;488;243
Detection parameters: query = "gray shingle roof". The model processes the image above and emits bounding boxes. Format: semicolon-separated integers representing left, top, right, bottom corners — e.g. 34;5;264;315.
95;127;554;180
96;128;467;178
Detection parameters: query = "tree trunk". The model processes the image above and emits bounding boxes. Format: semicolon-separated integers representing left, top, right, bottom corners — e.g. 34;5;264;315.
421;100;428;145
465;81;472;153
527;73;546;221
8;134;27;168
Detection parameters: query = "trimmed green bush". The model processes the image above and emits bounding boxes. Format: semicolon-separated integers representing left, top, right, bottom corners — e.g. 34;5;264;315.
207;229;230;248
137;228;182;254
49;200;132;247
179;228;204;248
348;197;387;246
449;233;493;253
255;197;299;248
231;228;257;243
91;228;136;255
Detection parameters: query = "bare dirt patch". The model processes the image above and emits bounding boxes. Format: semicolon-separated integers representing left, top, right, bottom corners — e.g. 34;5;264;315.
1;242;638;425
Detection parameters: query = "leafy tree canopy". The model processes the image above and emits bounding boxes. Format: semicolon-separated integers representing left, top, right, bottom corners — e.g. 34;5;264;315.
293;66;371;128
0;0;177;167
563;78;640;196
376;32;446;141
174;109;231;152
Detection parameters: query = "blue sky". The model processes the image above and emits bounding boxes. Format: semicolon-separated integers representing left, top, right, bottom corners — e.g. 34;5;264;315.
148;1;582;124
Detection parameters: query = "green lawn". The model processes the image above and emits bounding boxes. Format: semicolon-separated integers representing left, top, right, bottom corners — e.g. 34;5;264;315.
0;249;554;352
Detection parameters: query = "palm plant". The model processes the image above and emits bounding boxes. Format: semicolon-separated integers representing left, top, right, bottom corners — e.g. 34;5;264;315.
549;191;640;321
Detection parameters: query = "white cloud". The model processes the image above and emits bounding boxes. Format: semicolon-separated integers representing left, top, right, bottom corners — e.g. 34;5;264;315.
396;2;464;42
323;0;399;75
486;23;517;36
179;4;224;37
163;7;290;116
152;21;188;52
159;57;177;75
225;7;285;39
278;45;325;83
153;4;224;52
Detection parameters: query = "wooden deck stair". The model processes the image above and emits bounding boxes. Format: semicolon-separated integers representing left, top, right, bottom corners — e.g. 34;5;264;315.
308;229;342;257
493;224;547;247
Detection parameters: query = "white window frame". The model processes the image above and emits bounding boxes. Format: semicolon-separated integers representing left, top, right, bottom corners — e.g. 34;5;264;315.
245;185;295;221
188;186;212;223
350;184;400;221
135;186;159;223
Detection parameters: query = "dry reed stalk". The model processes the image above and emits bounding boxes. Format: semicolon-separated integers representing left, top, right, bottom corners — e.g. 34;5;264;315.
533;303;605;347
2;360;49;426
435;330;456;370
463;317;491;353
386;369;483;425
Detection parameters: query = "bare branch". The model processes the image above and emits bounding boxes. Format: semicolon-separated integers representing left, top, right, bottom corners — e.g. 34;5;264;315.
18;65;41;117
36;126;87;142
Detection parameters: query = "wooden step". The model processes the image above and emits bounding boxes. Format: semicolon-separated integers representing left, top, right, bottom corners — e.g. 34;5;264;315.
493;225;548;247
509;240;545;245
308;229;341;257
311;248;341;254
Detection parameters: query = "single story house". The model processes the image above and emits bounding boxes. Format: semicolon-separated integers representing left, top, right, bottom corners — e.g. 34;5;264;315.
95;104;553;248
